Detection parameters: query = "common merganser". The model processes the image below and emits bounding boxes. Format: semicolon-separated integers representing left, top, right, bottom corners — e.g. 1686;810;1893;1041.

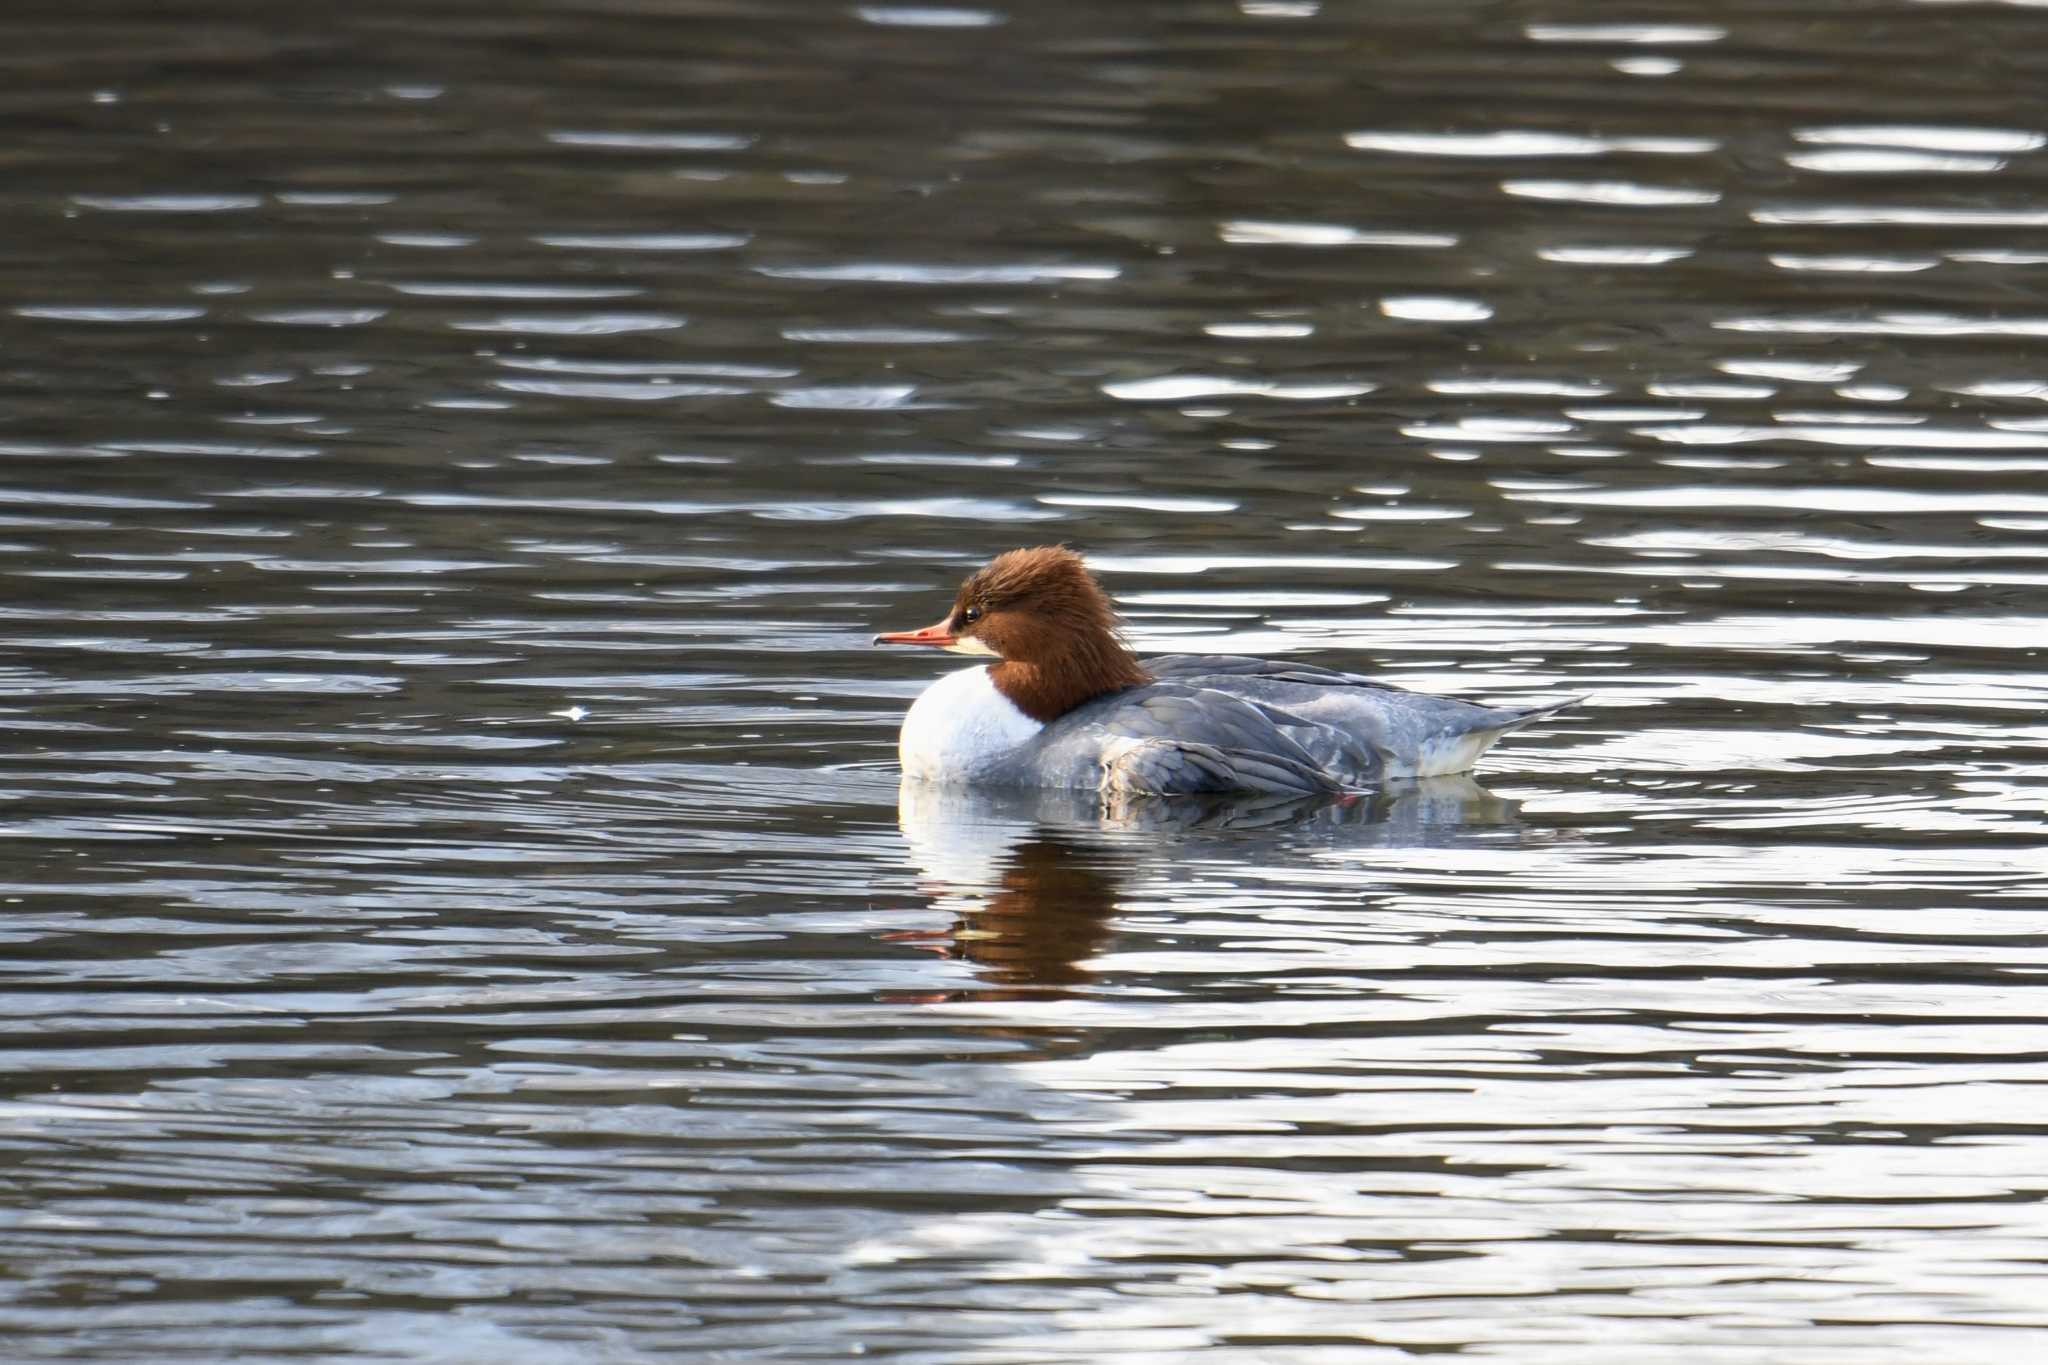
873;546;1578;795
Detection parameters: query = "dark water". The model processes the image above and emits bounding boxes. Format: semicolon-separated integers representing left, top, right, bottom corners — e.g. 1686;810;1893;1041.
4;1;2048;1359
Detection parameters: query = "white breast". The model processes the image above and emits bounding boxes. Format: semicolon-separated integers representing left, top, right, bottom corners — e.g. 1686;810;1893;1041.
898;665;1043;782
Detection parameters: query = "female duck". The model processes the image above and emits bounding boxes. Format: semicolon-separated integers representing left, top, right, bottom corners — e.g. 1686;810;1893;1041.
874;546;1575;795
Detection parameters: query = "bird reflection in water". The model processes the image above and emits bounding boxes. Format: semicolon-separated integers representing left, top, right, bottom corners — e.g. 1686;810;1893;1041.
885;777;1522;1001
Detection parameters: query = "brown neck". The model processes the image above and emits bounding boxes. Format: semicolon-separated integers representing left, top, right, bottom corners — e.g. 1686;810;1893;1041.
990;634;1152;723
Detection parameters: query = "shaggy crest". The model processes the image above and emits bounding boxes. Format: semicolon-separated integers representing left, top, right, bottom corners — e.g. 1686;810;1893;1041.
952;546;1152;721
954;547;1109;626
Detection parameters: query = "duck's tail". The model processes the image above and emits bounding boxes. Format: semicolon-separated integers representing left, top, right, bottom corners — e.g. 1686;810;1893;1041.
1400;695;1584;778
1497;695;1584;729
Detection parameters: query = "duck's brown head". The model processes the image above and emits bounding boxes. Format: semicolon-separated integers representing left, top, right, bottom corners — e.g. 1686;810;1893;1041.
873;545;1153;721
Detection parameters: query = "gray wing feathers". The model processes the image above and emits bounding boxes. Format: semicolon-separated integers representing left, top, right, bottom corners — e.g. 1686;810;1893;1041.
1110;691;1301;750
1147;653;1405;693
1098;689;1345;795
1101;736;1343;796
1020;670;1579;794
1144;656;1584;781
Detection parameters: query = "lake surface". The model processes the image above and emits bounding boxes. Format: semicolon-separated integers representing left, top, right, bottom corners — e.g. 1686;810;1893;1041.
3;1;2047;1360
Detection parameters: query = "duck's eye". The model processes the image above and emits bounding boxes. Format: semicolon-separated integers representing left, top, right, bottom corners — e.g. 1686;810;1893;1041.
960;605;984;625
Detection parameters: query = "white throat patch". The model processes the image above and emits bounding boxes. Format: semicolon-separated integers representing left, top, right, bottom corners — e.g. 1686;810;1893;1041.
898;665;1042;781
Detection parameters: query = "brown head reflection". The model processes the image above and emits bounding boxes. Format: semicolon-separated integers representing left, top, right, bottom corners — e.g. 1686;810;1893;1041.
883;829;1125;1001
950;836;1120;989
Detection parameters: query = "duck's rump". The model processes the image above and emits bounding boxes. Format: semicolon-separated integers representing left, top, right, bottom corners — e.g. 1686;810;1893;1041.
1008;655;1575;795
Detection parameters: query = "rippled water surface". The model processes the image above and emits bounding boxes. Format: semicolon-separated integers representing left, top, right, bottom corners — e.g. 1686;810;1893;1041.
4;2;2048;1360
